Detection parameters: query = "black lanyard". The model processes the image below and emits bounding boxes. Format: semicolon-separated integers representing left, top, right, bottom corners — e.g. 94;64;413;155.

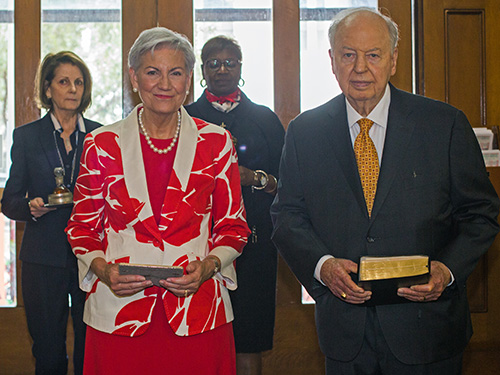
52;129;79;187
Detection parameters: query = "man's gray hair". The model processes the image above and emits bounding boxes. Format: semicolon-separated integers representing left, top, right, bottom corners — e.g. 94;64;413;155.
128;27;196;72
328;7;399;53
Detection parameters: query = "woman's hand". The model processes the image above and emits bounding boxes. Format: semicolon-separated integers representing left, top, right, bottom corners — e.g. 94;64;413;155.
239;166;277;195
159;256;220;297
239;165;255;187
90;258;153;296
29;197;55;218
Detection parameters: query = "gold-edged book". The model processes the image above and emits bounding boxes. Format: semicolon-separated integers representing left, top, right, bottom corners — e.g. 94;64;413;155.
118;263;184;287
358;255;430;305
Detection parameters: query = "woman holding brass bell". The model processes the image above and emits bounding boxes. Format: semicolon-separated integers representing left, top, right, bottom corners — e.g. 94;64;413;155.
66;27;249;374
1;51;101;375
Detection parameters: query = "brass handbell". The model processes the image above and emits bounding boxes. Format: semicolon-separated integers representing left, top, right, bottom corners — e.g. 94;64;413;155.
47;167;73;205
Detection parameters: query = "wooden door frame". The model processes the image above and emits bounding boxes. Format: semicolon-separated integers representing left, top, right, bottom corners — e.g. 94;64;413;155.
1;2;416;374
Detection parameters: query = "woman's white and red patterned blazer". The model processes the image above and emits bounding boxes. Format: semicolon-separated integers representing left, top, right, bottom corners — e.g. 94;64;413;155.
66;105;250;337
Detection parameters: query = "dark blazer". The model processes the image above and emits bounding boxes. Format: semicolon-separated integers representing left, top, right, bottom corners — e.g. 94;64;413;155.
271;84;500;365
1;113;101;268
185;92;284;352
185;92;284;246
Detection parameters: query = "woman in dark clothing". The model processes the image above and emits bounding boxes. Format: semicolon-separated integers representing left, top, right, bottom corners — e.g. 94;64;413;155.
1;51;101;375
185;35;285;375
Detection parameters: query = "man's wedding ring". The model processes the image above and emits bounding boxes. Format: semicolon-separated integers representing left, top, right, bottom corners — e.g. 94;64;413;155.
341;292;347;299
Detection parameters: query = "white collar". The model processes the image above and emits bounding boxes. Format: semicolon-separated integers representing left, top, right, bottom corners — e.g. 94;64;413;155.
346;84;391;129
50;112;86;133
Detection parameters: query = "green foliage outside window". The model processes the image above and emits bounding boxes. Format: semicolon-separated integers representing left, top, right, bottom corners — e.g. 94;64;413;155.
42;22;122;125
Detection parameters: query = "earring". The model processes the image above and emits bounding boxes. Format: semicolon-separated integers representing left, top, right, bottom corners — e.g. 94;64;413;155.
186;90;190;95
133;87;138;93
200;78;207;88
238;78;245;87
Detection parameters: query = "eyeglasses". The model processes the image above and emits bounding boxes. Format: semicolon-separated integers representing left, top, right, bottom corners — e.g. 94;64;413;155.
205;59;241;71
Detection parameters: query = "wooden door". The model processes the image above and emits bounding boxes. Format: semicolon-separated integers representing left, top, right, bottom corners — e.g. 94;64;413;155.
416;0;500;371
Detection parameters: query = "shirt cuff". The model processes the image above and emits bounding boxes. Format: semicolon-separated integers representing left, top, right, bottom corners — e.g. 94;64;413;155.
446;266;455;286
314;255;335;285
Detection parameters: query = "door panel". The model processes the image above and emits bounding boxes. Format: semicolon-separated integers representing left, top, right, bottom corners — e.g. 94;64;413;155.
418;0;500;354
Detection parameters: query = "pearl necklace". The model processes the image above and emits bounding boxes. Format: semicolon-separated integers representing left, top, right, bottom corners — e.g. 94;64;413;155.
138;107;181;154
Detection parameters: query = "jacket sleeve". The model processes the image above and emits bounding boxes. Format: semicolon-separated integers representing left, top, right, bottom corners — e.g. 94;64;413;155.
437;109;500;284
270;120;331;295
66;132;106;289
1;127;33;222
209;128;250;270
266;112;285;177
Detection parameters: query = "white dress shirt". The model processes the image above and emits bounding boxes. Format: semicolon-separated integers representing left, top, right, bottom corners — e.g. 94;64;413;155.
313;84;391;282
313;84;454;287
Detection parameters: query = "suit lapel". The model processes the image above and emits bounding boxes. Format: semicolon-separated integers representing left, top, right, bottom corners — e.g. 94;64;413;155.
370;86;415;221
120;105;198;241
323;86;416;220
37;114;62;174
75;118;90;168
323;96;368;215
119;106;161;240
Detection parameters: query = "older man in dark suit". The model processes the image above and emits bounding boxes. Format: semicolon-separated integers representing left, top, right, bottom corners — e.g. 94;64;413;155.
271;7;499;374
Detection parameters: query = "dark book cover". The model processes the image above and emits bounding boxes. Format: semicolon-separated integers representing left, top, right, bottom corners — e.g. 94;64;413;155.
118;263;184;287
357;255;430;306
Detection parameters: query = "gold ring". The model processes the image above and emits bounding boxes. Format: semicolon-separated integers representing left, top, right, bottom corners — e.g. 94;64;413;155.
184;290;188;298
341;292;347;299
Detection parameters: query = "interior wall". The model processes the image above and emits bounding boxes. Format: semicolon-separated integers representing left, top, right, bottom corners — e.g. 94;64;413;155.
415;0;500;357
1;1;500;374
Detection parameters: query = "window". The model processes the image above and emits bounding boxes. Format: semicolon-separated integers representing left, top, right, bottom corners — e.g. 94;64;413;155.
299;0;378;303
0;0;14;186
0;0;15;307
300;0;377;111
41;0;122;124
0;1;123;309
193;0;274;109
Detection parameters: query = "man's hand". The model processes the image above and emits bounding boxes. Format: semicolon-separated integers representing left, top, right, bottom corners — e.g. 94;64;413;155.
320;258;371;304
397;260;452;302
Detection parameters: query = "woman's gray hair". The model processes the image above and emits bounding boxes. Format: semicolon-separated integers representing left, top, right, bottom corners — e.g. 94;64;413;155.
328;7;399;53
128;27;196;72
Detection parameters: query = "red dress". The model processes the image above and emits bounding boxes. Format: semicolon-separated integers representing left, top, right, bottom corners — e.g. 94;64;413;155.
83;135;236;375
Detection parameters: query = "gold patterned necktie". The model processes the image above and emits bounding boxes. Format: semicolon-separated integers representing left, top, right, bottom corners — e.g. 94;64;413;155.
354;118;379;216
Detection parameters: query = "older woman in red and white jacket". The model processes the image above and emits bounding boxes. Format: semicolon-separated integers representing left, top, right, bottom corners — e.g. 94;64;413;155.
66;27;249;375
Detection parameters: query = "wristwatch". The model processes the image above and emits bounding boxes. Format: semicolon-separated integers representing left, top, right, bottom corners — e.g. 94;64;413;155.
252;170;269;191
211;258;220;276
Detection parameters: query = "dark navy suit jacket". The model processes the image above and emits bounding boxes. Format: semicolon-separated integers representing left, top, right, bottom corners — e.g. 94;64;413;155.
1;113;101;267
271;84;500;364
